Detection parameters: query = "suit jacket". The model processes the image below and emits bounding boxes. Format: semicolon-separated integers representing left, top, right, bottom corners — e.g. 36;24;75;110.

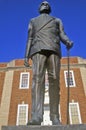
25;13;71;58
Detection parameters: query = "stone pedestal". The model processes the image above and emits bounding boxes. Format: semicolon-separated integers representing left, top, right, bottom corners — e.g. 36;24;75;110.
2;124;86;130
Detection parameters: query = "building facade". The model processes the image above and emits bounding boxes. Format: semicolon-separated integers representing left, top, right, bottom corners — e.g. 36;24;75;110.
0;57;86;129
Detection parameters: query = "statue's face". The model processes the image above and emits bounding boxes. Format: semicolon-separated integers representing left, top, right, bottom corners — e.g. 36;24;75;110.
40;2;49;11
39;1;51;14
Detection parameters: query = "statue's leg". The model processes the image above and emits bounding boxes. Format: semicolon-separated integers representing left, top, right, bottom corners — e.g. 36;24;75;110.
47;54;61;125
30;53;46;125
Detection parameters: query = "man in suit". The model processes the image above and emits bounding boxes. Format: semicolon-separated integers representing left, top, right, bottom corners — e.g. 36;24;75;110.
24;1;73;125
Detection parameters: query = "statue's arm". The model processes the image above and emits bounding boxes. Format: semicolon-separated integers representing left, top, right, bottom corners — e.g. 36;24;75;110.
24;21;33;67
58;18;73;49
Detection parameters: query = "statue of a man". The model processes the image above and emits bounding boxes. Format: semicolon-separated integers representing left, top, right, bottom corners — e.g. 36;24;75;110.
24;1;73;125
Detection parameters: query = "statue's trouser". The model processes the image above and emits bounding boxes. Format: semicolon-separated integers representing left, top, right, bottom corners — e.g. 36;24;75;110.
31;52;60;122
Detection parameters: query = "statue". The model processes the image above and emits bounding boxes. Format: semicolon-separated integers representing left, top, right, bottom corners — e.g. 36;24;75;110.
24;1;73;125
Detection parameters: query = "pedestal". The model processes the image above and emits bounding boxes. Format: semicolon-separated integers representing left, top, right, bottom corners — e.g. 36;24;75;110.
2;124;86;130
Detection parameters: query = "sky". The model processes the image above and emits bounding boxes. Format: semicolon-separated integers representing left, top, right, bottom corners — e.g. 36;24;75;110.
0;0;86;63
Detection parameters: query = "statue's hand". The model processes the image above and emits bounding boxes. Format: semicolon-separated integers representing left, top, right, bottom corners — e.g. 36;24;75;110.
66;41;73;50
24;58;30;67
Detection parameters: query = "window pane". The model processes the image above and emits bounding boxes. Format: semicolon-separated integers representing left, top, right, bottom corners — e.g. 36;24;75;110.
17;105;28;125
20;73;30;89
69;103;81;124
21;74;28;88
64;71;75;87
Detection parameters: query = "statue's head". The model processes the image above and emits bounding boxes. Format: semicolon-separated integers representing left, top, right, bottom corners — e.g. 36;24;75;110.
39;1;51;14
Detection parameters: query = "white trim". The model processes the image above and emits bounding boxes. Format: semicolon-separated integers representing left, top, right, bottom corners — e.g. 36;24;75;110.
64;70;76;87
19;72;30;89
69;102;82;124
59;104;61;122
16;104;28;125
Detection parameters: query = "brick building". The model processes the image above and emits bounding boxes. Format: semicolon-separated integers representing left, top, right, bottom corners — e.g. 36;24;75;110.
0;57;86;129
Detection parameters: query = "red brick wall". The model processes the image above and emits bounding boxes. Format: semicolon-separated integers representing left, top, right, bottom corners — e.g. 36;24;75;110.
0;63;7;67
61;57;78;64
0;58;86;125
8;69;32;125
60;67;86;124
15;59;32;66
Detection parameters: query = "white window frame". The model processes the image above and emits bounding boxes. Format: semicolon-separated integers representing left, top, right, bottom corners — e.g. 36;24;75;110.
69;102;82;124
64;70;76;87
19;72;30;89
59;104;61;122
16;104;28;125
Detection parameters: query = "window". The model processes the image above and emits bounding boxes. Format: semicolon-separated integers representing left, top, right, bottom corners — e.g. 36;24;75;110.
69;102;82;124
19;72;30;89
16;104;28;125
44;71;49;104
45;70;49;89
64;70;75;87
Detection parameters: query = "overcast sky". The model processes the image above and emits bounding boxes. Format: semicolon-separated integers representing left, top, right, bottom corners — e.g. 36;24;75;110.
0;0;86;62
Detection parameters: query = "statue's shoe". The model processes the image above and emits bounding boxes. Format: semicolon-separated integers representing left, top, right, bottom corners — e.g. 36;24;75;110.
27;119;41;125
52;118;62;125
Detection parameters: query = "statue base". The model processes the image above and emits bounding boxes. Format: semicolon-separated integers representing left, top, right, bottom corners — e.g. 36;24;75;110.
2;124;86;130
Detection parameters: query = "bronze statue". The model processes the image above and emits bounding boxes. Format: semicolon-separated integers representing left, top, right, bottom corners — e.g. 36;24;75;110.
24;1;73;125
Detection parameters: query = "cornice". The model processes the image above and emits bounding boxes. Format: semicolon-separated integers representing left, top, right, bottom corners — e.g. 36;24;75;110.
0;63;86;72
